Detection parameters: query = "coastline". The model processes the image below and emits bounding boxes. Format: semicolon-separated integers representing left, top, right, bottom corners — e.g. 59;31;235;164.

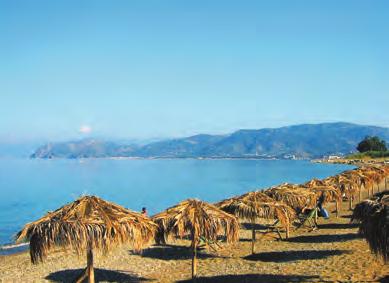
30;156;309;161
0;243;29;256
1;190;388;282
313;157;389;166
0;158;353;253
1;162;387;281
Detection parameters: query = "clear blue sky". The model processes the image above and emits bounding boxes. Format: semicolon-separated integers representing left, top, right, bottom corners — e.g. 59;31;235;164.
1;0;388;142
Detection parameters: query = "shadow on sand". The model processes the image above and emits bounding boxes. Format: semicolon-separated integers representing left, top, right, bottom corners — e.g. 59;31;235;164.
378;275;389;282
243;249;349;263
317;223;359;229
241;222;270;230
287;233;359;243
46;268;151;282
341;214;352;219
138;244;223;261
239;222;283;242
177;273;324;282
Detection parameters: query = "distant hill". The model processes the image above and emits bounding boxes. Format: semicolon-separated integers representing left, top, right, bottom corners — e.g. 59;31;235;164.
30;139;139;159
31;122;389;159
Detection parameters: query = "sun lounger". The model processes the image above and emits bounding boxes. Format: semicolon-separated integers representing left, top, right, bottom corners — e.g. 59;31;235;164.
294;207;318;231
256;220;287;240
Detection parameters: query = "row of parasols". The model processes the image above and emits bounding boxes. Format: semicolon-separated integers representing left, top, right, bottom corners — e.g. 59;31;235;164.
15;164;389;282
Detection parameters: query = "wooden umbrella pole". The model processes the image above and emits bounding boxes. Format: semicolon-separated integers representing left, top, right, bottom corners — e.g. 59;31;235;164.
284;215;290;239
335;200;339;218
251;218;256;254
192;240;198;280
75;243;95;283
349;196;353;211
286;220;290;239
87;244;95;283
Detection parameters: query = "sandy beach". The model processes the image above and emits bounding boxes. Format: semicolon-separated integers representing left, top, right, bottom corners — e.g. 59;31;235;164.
2;0;388;281
1;184;389;283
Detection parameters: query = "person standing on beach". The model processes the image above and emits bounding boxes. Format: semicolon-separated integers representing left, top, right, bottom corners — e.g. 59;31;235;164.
141;207;148;216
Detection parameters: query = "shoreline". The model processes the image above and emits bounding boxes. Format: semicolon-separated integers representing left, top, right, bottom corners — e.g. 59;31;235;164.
313;157;389;166
1;165;389;281
29;156;309;161
0;159;355;254
2;190;388;282
0;243;29;256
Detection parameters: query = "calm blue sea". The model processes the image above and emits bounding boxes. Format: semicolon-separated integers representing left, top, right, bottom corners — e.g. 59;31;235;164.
0;158;353;250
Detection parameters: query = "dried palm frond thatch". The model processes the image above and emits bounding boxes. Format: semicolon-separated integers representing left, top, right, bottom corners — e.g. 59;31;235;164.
361;166;387;193
352;193;389;262
304;178;326;188
216;191;293;221
304;185;340;203
346;169;375;201
152;199;239;279
373;191;389;200
323;175;358;210
264;184;317;212
215;191;295;254
304;185;342;217
16;196;156;283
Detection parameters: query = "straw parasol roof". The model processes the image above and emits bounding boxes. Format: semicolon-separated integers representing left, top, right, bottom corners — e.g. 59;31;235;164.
348;169;377;200
323;175;359;209
264;184;317;212
152;199;239;279
381;165;389;177
352;192;389;262
303;185;340;203
304;178;326;188
303;184;341;217
216;191;294;223
361;166;386;190
16;195;156;283
215;191;295;254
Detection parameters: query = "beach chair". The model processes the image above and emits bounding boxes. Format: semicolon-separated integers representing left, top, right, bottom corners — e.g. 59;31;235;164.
256;220;287;240
294;207;318;231
198;236;223;252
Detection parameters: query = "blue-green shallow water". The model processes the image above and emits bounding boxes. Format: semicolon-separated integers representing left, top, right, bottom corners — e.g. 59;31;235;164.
0;158;353;251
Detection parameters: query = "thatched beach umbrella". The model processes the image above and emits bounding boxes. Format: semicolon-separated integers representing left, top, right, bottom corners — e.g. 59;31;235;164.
304;185;341;217
264;183;317;212
345;169;374;201
304;178;326;188
215;191;295;254
152;199;239;279
324;175;358;210
359;168;388;194
366;166;387;193
381;165;389;190
352;192;389;262
16;196;156;283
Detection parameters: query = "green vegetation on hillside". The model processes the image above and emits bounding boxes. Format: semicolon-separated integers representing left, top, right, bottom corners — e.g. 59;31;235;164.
347;150;389;159
31;123;389;159
347;136;389;160
357;136;387;152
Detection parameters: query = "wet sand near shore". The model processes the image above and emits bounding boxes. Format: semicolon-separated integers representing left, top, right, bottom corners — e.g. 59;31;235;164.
1;188;389;282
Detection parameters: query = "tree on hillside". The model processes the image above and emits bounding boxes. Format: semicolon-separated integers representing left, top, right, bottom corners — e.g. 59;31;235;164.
357;136;387;152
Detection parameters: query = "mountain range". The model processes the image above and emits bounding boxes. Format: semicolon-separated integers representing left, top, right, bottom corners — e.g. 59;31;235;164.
30;122;389;159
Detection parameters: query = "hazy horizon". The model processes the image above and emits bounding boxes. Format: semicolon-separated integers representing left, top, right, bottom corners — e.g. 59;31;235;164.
1;1;388;142
1;121;388;146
